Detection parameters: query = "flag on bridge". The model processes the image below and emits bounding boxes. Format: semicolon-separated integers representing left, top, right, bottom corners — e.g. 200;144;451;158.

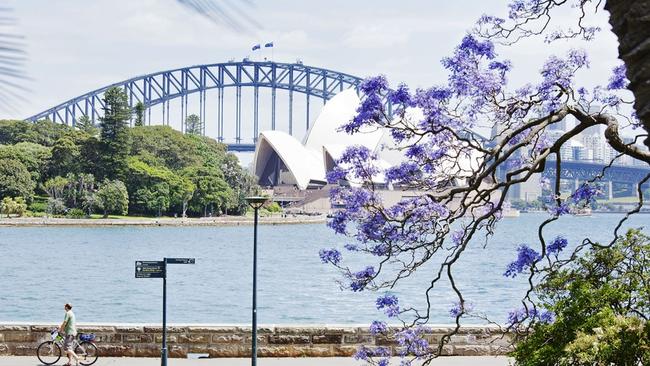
252;44;261;51
264;42;274;48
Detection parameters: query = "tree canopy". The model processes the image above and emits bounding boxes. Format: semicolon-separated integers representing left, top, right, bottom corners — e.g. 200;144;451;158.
319;1;650;365
0;100;255;217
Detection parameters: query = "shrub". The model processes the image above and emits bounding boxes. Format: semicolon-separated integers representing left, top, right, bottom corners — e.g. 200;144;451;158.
263;201;282;213
0;196;27;217
65;208;86;219
47;198;67;216
29;201;47;212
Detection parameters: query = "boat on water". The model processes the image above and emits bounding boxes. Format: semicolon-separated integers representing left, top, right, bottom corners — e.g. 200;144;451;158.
502;207;521;217
574;207;592;216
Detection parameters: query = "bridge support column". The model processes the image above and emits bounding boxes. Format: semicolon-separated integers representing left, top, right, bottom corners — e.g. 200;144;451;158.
272;87;276;131
288;90;293;136
180;94;185;133
608;181;614;200
574;178;580;191
200;89;205;135
236;85;242;143
218;87;224;142
254;86;259;142
306;71;311;131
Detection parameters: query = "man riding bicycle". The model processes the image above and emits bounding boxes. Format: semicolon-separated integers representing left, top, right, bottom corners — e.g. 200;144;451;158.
59;303;79;366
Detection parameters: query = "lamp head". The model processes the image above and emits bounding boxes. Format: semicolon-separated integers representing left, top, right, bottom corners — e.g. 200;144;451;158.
245;196;268;209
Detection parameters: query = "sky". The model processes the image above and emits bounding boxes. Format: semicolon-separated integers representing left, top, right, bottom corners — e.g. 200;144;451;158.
5;0;625;144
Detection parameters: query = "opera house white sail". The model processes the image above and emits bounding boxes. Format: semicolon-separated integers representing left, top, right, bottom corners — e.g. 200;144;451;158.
252;88;484;191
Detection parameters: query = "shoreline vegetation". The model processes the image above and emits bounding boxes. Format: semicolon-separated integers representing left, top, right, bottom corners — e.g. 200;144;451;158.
1;92;258;221
0;214;326;227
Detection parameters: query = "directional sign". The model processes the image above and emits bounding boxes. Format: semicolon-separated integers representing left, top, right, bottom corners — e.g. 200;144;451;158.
166;258;195;264
135;261;165;278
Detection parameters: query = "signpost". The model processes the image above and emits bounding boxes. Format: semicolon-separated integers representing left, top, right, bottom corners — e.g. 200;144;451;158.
136;257;195;366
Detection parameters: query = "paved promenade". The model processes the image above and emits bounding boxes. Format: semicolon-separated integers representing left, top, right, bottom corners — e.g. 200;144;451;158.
0;356;511;365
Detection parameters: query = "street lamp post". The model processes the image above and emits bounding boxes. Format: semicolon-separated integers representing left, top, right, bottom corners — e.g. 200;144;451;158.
245;196;268;366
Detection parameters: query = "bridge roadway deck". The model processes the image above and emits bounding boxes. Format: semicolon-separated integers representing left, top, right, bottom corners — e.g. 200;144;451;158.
0;356;510;365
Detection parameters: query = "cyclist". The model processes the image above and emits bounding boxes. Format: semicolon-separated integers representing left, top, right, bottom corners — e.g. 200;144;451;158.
59;303;79;366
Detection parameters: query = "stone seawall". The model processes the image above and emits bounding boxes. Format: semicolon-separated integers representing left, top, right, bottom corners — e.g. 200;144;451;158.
0;324;512;358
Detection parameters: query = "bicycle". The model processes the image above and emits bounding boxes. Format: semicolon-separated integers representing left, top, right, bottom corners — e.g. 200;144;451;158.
36;329;98;366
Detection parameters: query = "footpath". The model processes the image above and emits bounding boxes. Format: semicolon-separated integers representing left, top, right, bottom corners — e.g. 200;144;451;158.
0;356;510;365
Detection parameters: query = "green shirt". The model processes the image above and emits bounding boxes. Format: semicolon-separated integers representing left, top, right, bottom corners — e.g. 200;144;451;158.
63;310;77;336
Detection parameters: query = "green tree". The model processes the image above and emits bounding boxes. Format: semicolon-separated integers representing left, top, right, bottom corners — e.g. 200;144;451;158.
220;153;258;214
96;179;129;217
511;229;650;365
76;115;99;136
12;197;26;217
44;176;69;201
185;114;202;135
0;197;15;218
0;158;35;202
183;166;233;216
0;142;51;184
126;157;195;216
48;136;82;178
98;87;132;180
133;102;145;127
61;173;96;209
134;182;170;217
130;126;199;170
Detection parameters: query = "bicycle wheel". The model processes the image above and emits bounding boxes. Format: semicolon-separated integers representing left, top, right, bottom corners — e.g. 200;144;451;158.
36;341;61;365
75;341;98;366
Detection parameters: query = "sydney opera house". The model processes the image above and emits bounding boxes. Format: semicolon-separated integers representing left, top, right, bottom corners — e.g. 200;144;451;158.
253;89;389;191
252;88;482;204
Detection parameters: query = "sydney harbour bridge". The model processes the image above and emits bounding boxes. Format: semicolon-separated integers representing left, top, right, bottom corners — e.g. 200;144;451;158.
25;61;384;152
25;60;650;195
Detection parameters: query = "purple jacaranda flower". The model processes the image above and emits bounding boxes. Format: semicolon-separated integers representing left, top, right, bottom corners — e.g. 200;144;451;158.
550;202;570;216
449;301;474;318
607;64;628;90
376;294;400;318
540;310;555;324
451;230;465;247
326;168;347;184
546;236;568;255
374;347;391;357
350;266;375;292
571;183;599;204
370;320;388;335
385;162;422;184
395;327;430;357
344;243;359;251
504;244;541;278
360;75;389;95
506;308;526;326
354;345;371;361
318;248;342;265
389;84;413;106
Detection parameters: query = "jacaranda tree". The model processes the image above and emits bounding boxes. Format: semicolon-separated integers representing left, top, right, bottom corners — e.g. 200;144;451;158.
320;1;650;365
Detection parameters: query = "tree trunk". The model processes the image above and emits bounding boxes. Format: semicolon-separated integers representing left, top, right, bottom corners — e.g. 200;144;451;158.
605;0;650;149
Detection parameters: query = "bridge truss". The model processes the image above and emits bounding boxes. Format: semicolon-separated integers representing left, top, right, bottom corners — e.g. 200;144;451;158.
25;61;387;152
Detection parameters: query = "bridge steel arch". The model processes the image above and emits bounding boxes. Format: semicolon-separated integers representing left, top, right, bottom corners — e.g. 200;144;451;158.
25;61;389;152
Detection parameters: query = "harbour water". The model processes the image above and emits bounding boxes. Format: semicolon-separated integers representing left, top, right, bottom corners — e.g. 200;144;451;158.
0;213;646;325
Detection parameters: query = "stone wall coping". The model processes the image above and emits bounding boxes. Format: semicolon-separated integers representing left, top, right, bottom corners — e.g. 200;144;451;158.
0;322;505;329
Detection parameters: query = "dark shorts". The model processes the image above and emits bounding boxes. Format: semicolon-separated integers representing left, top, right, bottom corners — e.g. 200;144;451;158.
63;335;75;351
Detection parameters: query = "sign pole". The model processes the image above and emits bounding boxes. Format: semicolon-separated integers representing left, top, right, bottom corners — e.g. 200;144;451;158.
161;258;167;366
136;257;194;366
